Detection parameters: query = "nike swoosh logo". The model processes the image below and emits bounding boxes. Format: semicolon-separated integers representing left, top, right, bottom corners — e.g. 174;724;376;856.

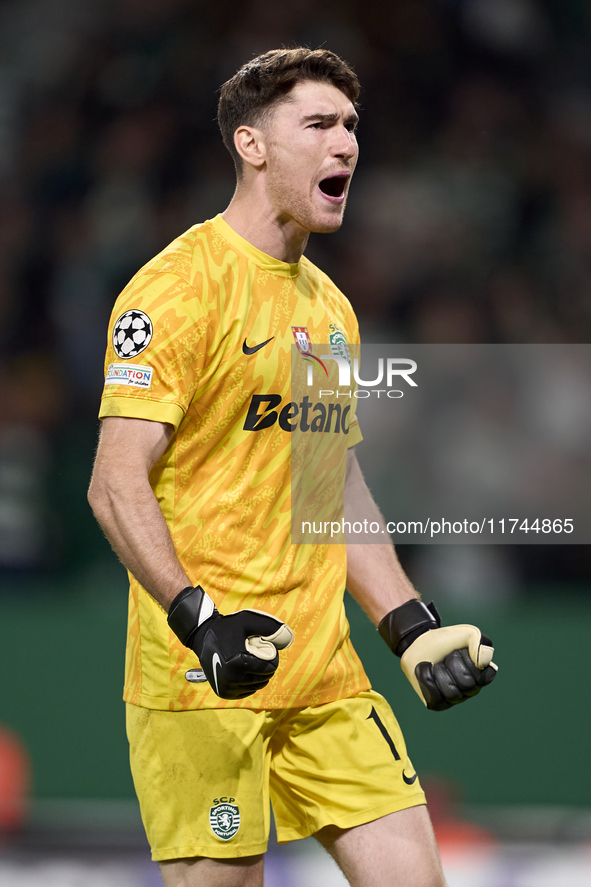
403;771;418;785
212;653;222;696
242;337;274;355
185;668;207;683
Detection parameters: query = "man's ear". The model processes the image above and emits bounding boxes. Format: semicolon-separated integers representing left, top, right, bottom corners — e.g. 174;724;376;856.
234;125;267;171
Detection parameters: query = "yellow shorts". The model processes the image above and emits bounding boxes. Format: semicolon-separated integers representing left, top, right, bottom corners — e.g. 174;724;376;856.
126;690;426;861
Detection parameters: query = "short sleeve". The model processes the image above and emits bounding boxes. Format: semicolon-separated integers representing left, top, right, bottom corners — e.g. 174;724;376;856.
347;417;363;447
99;271;207;430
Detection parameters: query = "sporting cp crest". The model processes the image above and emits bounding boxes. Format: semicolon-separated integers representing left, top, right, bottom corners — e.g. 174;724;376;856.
292;326;313;354
209;801;240;840
329;323;351;366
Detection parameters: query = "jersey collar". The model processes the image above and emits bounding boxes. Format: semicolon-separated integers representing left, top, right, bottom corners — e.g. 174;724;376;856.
212;215;301;279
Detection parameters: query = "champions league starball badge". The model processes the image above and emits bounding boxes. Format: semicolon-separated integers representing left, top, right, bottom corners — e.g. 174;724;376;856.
209;800;241;840
113;310;153;359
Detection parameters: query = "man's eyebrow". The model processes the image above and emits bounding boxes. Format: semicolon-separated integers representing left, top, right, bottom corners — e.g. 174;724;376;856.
301;112;359;125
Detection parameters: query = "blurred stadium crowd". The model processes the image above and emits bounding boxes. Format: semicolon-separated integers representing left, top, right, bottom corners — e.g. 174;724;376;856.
1;0;591;582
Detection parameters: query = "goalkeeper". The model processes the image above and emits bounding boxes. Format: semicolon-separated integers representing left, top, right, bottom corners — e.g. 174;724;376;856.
88;47;496;887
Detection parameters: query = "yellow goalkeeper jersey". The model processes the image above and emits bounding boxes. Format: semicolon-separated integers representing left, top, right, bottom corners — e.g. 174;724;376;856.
99;214;370;711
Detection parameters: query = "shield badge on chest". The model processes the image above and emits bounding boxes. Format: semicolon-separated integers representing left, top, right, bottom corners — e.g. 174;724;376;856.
292;326;313;354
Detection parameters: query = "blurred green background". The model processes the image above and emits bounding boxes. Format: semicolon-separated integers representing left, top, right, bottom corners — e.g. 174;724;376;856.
2;552;589;807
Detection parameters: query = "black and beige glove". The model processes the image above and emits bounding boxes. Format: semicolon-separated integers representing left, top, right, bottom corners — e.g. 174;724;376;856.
379;599;497;711
168;585;294;700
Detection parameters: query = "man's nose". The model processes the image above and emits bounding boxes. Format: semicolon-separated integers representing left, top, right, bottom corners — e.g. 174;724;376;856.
332;126;357;160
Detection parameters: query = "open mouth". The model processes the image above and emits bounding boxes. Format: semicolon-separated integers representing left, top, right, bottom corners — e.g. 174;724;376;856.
318;174;349;199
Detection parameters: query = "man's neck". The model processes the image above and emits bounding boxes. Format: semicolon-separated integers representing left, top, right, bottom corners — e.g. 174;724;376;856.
221;189;309;264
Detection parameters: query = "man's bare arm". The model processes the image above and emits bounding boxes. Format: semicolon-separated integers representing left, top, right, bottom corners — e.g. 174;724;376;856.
88;415;294;698
344;448;418;625
87;416;190;611
345;448;497;710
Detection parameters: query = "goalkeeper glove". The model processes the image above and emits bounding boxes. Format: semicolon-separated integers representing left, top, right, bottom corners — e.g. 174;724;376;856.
378;599;497;711
167;585;294;700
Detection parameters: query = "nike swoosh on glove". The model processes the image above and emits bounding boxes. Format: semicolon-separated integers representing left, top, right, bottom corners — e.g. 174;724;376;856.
167;586;294;699
378;600;498;711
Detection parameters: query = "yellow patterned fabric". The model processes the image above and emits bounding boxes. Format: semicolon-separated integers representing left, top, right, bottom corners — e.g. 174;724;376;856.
99;214;369;710
126;692;425;860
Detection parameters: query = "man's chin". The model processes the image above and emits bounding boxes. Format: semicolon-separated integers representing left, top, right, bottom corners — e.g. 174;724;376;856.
309;214;344;234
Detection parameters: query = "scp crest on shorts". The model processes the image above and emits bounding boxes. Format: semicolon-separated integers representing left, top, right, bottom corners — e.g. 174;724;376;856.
209;801;240;840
